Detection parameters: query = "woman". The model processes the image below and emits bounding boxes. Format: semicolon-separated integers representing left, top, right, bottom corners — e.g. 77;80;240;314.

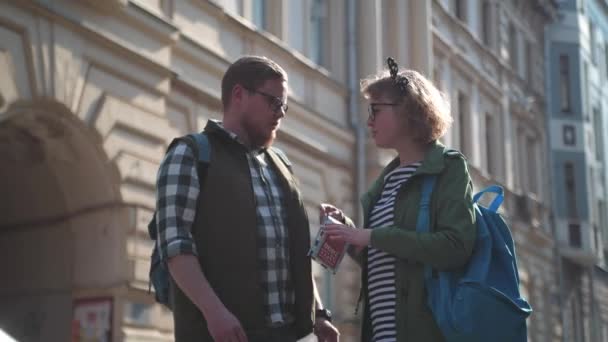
321;58;476;342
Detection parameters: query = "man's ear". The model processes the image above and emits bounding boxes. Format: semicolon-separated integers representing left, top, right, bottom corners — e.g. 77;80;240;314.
231;84;245;106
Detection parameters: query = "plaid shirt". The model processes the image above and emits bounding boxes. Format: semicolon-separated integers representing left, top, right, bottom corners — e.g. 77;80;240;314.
155;121;295;326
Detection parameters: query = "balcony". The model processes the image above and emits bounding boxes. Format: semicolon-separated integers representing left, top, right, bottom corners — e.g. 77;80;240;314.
558;243;598;266
558;221;599;266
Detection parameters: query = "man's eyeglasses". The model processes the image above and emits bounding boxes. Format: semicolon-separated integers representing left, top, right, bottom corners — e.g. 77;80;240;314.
244;86;288;114
368;102;399;121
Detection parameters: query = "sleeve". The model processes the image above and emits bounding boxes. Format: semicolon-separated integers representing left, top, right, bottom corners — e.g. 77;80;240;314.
155;141;200;261
369;157;476;271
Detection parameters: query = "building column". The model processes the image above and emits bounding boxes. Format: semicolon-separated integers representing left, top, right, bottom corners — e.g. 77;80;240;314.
470;82;481;168
502;87;515;189
397;1;410;66
358;0;383;75
408;0;432;76
440;57;453;146
268;0;287;40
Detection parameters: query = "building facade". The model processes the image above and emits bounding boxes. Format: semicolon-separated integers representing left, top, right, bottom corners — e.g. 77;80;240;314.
546;0;608;340
0;0;358;340
0;0;563;341
430;1;561;341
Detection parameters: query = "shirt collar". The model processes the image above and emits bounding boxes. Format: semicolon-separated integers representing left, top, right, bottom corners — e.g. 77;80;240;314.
205;119;266;155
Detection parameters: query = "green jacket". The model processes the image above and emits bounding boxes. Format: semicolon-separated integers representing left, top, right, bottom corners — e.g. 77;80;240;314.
358;141;476;342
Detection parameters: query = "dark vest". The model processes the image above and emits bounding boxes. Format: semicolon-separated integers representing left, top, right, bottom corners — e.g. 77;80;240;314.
171;127;314;342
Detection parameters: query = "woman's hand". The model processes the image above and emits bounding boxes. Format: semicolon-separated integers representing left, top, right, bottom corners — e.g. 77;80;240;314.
323;224;371;248
319;203;345;223
314;318;340;342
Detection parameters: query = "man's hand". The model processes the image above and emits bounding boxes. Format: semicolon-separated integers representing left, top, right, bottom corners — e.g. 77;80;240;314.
167;254;248;341
205;305;248;342
314;318;339;342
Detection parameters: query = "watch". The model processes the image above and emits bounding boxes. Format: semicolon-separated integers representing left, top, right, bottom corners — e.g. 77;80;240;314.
315;308;332;322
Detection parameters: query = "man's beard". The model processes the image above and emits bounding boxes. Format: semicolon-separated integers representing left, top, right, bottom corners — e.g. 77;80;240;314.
244;117;276;148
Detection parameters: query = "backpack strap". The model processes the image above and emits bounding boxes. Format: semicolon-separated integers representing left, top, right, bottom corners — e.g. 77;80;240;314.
150;133;210;241
415;175;438;234
473;185;504;213
188;133;211;164
147;132;212;307
416;175;438;282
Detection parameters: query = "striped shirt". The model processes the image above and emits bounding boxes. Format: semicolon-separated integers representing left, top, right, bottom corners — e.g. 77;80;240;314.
155;120;294;326
367;163;420;342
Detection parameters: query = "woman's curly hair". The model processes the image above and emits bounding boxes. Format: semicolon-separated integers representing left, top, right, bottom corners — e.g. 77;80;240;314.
361;69;452;144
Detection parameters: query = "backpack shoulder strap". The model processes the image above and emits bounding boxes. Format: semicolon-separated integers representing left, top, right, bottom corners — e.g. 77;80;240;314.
165;132;211;164
416;175;438;282
149;132;211;241
473;185;504;212
415;175;438;234
187;132;211;164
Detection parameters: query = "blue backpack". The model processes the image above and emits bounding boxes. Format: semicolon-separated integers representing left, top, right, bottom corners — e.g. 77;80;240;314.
147;133;210;310
416;176;532;342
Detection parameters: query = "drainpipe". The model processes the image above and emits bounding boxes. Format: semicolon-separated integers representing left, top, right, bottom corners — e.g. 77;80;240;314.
544;22;567;342
346;0;365;225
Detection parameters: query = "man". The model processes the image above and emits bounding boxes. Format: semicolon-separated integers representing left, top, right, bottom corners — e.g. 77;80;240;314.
155;56;339;342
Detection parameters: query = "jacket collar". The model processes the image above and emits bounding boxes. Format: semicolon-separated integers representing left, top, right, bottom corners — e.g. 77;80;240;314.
381;140;448;178
362;140;448;210
414;140;449;175
204;119;265;155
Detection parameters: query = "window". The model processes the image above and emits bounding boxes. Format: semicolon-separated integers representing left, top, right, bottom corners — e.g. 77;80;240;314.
593;107;604;161
485;113;496;175
605;43;608;79
458;92;470;155
251;0;267;30
309;0;329;67
288;2;304;53
590;21;597;65
160;0;173;17
454;0;466;22
516;127;525;189
481;1;492;46
217;0;242;15
601;200;608;246
583;62;589;114
563;125;576;146
526;137;539;195
525;41;534;82
509;23;519;70
521;40;529;80
599;200;607;249
559;55;571;112
565;162;578;219
570;292;585;341
569;223;582;247
433;68;442;91
287;0;329;68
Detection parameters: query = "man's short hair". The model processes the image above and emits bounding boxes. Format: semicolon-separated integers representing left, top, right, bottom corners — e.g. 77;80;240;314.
221;56;287;109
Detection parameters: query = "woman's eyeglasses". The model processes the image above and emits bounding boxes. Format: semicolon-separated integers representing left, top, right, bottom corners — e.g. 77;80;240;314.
244;86;289;114
368;103;399;121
